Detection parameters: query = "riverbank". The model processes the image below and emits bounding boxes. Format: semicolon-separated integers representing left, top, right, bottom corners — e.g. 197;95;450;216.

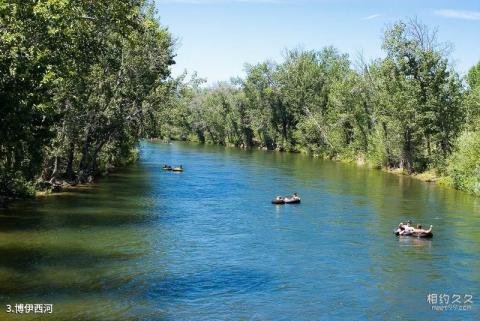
35;183;96;198
0;181;94;209
166;139;463;195
336;155;443;184
384;168;439;183
0;155;137;209
332;155;452;189
321;154;460;192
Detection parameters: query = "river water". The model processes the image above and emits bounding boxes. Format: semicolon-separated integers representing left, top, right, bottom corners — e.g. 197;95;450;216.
1;141;479;320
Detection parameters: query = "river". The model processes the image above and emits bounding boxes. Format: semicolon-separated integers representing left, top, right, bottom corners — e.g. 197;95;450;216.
1;141;479;320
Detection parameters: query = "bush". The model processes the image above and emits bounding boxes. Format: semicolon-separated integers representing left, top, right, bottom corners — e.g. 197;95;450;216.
0;170;36;200
447;131;480;195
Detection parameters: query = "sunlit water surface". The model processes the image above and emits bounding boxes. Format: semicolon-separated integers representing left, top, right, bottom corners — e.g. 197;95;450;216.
1;141;479;320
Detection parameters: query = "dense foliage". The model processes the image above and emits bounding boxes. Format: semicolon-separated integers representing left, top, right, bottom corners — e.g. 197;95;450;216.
446;60;480;195
1;10;479;200
1;0;175;202
162;19;479;196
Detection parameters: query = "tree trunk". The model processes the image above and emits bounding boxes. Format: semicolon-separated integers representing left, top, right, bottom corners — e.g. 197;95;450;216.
91;141;106;173
196;130;205;143
382;122;392;167
49;156;59;183
79;130;91;171
243;127;254;147
65;142;75;179
402;128;414;174
426;134;431;159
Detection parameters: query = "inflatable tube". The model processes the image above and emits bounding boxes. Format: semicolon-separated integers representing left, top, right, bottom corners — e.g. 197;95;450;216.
394;230;433;238
284;198;301;204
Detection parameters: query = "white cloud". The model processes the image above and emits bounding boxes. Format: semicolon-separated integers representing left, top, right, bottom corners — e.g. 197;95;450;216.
363;14;381;20
434;9;480;21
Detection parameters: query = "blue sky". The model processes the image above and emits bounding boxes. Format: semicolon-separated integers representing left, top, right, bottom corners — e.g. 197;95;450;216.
155;0;480;83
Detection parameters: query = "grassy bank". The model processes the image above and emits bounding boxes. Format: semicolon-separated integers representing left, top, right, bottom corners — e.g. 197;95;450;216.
169;138;475;197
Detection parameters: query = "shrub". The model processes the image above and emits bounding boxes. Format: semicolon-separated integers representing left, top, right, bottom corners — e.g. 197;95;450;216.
447;131;480;195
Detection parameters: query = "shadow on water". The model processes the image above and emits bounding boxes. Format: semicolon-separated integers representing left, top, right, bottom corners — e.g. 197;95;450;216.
0;166;172;232
0;164;157;318
0;267;273;321
0;268;137;297
0;245;141;272
146;267;274;300
0;210;161;232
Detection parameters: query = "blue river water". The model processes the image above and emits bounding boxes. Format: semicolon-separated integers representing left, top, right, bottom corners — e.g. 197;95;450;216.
0;141;479;320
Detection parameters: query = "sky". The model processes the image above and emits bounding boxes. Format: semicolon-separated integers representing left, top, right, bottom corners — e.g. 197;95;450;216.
155;0;480;83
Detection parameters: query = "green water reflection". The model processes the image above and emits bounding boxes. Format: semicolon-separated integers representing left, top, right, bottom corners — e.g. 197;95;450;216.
0;141;478;320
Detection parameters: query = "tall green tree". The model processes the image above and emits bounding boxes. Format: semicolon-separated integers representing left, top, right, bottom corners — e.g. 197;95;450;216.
1;0;175;202
372;18;463;172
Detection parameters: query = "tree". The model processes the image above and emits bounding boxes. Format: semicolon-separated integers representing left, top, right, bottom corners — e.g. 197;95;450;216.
465;61;480;127
243;62;279;149
372;18;463;172
1;0;176;201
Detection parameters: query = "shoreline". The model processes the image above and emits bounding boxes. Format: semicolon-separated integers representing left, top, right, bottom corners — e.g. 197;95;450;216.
161;139;459;193
35;183;97;198
0;140;462;208
323;154;452;189
1;166;126;208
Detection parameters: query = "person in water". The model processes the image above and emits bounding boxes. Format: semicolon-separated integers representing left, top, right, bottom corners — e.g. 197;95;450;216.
414;224;433;234
397;221;415;235
396;223;406;235
397;222;433;235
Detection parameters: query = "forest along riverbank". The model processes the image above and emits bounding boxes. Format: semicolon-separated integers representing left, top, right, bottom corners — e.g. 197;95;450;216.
3;9;480;205
158;19;480;197
1;140;478;321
